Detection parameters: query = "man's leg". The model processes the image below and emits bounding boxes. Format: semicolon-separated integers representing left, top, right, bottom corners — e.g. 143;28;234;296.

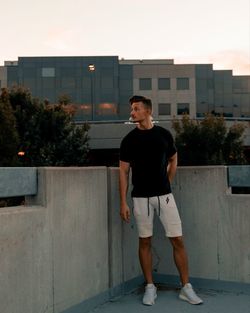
169;236;203;304
157;194;203;305
139;237;153;283
133;197;157;305
139;236;157;305
169;236;189;286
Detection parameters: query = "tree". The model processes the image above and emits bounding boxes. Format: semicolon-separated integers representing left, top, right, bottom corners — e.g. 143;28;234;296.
0;89;19;166
5;87;90;166
172;114;246;166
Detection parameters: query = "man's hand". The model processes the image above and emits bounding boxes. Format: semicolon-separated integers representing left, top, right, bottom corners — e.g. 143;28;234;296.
120;203;130;223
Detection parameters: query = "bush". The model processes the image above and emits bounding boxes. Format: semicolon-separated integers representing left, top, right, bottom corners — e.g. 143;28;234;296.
172;114;246;165
0;87;90;166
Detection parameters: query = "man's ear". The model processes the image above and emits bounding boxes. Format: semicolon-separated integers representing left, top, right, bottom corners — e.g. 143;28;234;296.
147;108;153;115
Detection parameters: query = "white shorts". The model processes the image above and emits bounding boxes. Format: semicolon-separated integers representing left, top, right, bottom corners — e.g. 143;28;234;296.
132;194;182;238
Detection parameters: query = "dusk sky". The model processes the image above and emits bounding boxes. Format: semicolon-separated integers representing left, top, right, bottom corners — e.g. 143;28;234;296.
1;0;249;75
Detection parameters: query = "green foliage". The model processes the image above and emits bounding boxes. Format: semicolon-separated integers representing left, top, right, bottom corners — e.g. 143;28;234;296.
1;87;90;166
172;114;246;165
0;89;20;166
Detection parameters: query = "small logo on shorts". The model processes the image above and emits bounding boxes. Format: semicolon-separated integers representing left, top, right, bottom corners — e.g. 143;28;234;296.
166;197;169;204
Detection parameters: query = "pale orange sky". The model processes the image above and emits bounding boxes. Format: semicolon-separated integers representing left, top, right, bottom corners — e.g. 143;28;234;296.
0;0;249;75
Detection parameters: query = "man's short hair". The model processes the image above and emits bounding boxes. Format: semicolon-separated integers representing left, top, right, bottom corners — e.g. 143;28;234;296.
129;95;152;111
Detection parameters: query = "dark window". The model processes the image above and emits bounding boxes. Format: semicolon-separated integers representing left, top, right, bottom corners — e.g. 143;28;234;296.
177;78;189;90
158;103;171;115
101;77;114;89
177;103;190;115
139;78;152;90
158;78;170;90
61;77;76;88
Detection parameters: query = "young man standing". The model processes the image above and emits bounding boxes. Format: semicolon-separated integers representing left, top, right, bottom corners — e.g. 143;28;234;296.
119;95;203;306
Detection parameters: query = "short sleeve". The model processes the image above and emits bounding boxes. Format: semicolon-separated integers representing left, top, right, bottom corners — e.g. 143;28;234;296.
119;136;131;163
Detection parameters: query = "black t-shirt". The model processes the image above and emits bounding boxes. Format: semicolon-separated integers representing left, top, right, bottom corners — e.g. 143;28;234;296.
120;125;177;197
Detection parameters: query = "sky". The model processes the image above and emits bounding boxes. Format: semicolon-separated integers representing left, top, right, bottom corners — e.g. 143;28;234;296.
0;0;249;75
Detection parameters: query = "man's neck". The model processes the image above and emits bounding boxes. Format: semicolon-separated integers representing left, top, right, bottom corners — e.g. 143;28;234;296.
137;118;154;130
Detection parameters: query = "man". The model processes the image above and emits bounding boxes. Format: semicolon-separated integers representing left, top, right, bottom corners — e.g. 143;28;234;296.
119;95;203;306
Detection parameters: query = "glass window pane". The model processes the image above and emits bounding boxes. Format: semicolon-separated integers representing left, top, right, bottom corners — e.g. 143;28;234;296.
158;78;170;90
159;103;171;115
101;77;114;89
42;67;55;77
177;103;190;115
61;77;76;88
139;78;152;90
177;78;189;90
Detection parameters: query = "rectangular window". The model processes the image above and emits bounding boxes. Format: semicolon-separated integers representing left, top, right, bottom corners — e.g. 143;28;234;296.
158;78;170;90
177;103;190;115
42;67;55;77
101;77;114;89
61;77;76;88
158;103;171;115
97;103;117;116
139;78;152;90
177;78;189;90
42;77;55;89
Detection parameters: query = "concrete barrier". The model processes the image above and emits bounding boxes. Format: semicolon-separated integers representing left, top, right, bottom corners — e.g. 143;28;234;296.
228;165;250;187
151;166;250;284
0;167;109;313
0;167;37;197
0;166;249;313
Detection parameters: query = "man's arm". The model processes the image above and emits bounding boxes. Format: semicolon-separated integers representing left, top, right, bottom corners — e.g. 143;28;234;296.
167;152;178;183
119;160;131;222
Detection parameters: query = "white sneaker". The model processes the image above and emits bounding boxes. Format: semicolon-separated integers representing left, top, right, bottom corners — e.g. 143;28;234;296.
179;283;203;305
142;284;157;305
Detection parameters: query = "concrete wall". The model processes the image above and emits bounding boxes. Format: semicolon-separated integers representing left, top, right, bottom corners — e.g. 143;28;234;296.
0;166;250;313
0;167;37;197
0;167;110;313
151;166;250;284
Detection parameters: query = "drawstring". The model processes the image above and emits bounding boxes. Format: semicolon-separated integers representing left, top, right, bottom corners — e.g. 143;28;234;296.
147;196;161;217
157;196;161;216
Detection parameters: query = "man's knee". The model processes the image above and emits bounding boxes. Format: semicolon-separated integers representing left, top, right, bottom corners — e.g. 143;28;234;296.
139;237;152;249
169;236;185;249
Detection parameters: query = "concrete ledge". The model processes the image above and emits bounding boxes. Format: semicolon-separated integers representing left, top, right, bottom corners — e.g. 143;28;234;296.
228;165;250;187
0;167;37;197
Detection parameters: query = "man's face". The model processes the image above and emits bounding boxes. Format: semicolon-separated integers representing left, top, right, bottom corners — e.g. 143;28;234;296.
130;101;151;122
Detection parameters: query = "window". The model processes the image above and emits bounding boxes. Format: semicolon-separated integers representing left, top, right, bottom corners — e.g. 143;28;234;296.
158;78;170;90
158;103;171;115
101;77;114;89
42;67;55;77
139;78;152;90
177;78;189;90
97;103;117;116
42;77;55;89
177;103;190;115
61;77;76;88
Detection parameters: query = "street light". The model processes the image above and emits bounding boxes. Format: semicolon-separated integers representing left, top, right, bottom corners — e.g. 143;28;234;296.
88;64;95;72
88;64;95;120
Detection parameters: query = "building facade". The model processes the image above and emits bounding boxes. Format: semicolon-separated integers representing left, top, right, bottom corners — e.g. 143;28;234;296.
0;56;249;120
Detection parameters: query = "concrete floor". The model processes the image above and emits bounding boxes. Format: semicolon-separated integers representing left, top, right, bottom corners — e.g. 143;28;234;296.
89;285;250;313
